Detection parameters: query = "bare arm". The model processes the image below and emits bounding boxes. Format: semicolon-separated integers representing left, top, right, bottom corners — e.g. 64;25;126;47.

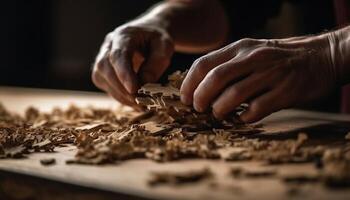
138;0;229;53
92;0;229;107
329;25;350;85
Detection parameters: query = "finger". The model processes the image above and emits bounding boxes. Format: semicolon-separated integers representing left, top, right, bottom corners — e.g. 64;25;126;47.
93;71;134;107
192;57;255;112
180;38;269;106
211;56;291;119
92;32;140;108
211;72;271;119
239;85;292;123
194;45;298;112
97;57;137;106
102;64;138;106
106;84;137;107
180;43;240;105
139;36;174;83
92;67;108;91
109;39;139;94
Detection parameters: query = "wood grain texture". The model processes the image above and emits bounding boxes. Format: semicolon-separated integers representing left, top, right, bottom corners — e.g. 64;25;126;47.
0;86;350;200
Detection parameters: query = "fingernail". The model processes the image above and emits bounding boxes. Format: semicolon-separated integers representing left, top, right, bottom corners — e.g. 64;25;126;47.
181;95;191;105
194;103;204;113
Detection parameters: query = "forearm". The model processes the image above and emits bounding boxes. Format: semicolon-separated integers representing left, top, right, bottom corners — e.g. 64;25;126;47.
328;25;350;85
129;0;229;53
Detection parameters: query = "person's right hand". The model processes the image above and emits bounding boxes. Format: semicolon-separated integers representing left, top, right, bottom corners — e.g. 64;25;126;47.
92;21;174;107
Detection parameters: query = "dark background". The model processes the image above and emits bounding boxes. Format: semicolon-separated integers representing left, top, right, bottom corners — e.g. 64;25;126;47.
0;0;339;112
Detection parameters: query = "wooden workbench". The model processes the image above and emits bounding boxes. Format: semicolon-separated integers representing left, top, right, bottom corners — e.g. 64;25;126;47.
0;86;350;200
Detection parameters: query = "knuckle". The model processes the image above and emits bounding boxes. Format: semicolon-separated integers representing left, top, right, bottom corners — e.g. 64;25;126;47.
265;39;280;47
104;32;114;43
109;49;119;63
192;56;210;75
228;86;241;99
240;38;253;43
247;48;269;59
118;25;139;34
230;38;260;50
95;58;108;73
227;38;259;54
254;47;269;54
237;38;255;46
207;67;225;83
253;47;274;56
95;59;115;81
109;48;129;65
194;56;210;66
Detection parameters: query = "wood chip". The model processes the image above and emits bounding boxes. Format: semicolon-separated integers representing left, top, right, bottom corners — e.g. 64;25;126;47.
1;70;350;188
230;167;277;178
148;168;213;186
40;158;56;166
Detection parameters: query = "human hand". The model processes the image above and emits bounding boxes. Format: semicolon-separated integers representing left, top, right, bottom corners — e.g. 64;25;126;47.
180;35;335;122
92;21;174;107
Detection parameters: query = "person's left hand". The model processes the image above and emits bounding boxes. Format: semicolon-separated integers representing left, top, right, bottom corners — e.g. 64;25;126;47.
180;35;336;123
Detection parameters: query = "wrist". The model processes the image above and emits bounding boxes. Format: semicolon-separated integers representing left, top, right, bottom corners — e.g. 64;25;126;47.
327;26;350;85
128;3;173;38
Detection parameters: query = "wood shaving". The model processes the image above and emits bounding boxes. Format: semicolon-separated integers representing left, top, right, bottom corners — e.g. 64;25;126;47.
148;168;212;186
282;174;320;184
346;132;350;140
230;167;277;178
1;70;350;188
40;158;56;166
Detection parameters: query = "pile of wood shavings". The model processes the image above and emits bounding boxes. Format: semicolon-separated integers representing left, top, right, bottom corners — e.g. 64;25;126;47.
0;71;260;164
70;71;262;164
1;70;350;189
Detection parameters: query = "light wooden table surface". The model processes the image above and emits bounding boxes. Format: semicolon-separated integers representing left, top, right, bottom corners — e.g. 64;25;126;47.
0;86;350;200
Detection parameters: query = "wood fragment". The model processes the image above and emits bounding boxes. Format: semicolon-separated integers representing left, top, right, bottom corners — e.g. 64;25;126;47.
1;71;350;188
282;175;320;184
148;168;213;186
230;167;277;178
345;132;350;140
40;158;56;166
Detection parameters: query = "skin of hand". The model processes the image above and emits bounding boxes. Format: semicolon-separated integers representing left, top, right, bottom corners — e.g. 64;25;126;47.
91;0;228;108
92;21;174;108
180;32;342;123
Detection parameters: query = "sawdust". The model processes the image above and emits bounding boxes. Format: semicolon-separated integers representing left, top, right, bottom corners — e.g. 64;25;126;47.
1;70;350;189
